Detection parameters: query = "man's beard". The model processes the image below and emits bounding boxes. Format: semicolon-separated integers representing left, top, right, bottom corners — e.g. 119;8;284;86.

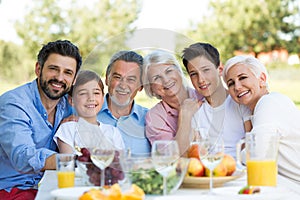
40;74;69;100
109;93;131;107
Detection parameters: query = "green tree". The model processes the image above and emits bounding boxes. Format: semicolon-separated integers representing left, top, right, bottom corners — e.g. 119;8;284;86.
0;40;34;84
14;0;142;65
187;0;300;61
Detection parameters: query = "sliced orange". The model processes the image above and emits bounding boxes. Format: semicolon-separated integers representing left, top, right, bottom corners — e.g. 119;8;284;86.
79;188;105;200
108;184;122;200
79;184;144;200
121;184;145;200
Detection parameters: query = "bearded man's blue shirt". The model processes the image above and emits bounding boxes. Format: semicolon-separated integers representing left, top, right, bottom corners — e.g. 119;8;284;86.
0;79;72;191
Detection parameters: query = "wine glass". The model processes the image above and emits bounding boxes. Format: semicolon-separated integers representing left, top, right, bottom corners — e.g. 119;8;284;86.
198;136;224;194
74;118;101;154
151;140;180;195
75;118;116;187
118;150;134;192
89;147;115;187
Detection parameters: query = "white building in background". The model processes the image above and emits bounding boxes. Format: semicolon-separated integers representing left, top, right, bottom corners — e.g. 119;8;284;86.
288;54;300;65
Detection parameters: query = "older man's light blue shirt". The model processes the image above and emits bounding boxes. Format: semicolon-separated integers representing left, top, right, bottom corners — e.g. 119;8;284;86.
97;94;150;156
0;79;72;191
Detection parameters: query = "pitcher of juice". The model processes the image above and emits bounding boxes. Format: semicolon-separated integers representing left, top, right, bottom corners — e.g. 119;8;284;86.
236;125;280;186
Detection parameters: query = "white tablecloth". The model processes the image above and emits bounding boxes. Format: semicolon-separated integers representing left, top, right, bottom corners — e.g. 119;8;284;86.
35;170;300;200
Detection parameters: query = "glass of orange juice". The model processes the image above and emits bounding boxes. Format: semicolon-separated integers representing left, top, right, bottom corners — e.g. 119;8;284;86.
246;159;277;186
56;153;75;188
237;125;280;186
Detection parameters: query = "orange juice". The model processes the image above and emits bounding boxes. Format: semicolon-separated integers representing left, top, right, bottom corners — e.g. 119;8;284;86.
246;160;277;186
57;171;75;188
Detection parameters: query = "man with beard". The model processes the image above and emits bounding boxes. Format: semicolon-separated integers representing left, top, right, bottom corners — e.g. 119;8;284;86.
0;40;82;200
98;50;150;156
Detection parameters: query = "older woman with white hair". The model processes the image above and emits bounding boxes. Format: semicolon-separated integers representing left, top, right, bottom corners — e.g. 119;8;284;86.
143;50;203;155
223;55;300;183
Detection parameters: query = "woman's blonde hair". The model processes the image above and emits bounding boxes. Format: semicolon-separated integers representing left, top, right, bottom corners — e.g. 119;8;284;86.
142;50;187;99
223;55;269;89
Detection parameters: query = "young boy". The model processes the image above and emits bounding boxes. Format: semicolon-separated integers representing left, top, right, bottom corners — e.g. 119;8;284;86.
54;70;124;152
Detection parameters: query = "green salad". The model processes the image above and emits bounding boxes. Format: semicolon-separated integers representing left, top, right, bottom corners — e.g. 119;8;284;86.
129;168;180;195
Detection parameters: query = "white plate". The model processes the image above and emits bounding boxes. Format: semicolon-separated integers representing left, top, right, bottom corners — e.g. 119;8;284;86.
182;170;245;189
50;186;99;200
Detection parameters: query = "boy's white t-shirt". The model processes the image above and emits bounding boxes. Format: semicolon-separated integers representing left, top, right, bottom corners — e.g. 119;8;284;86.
54;120;125;152
192;95;250;158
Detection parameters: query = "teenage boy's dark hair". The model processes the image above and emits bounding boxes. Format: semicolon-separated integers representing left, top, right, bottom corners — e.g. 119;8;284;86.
182;42;220;69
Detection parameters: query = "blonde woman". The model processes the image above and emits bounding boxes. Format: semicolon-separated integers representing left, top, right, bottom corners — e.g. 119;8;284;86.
223;55;300;183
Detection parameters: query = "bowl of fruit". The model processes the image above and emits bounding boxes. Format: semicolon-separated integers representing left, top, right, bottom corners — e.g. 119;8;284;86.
182;143;244;188
121;156;189;195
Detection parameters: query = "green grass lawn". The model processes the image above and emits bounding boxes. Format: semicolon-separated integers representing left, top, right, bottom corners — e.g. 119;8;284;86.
0;83;20;96
269;80;300;109
268;68;300;109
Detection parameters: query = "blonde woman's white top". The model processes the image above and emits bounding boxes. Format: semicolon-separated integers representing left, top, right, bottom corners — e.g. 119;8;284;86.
250;92;300;183
192;95;250;159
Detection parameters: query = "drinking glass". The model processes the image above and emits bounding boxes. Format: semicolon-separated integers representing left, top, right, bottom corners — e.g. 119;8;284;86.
74;118;100;154
89;147;115;187
118;150;133;192
56;153;76;188
151;140;180;195
198;136;224;194
236;126;280;186
75;118;116;187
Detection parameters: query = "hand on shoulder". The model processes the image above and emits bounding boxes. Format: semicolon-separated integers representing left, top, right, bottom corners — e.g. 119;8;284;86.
61;114;79;124
181;98;203;116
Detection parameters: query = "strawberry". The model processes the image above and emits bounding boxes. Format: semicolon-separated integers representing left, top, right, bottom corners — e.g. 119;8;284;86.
243;188;250;194
238;186;260;195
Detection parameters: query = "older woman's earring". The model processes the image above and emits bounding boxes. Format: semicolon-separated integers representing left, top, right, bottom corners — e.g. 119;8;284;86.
260;82;266;88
